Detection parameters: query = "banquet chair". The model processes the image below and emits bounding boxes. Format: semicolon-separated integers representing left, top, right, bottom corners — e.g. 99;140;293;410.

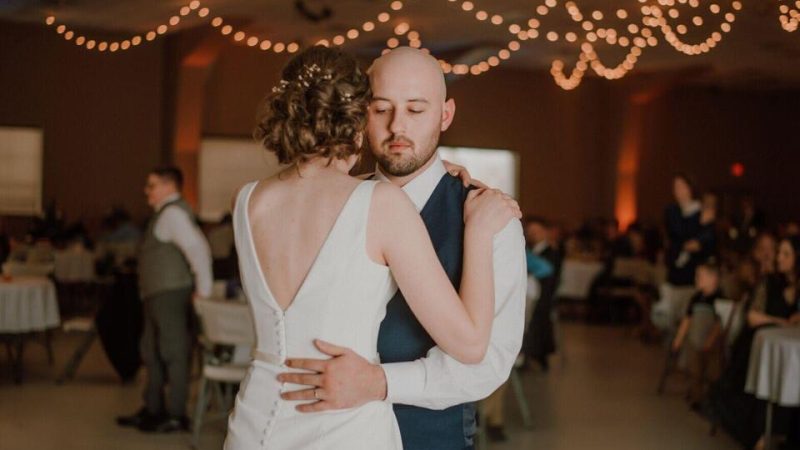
594;257;655;326
556;259;604;320
55;278;115;384
191;298;255;448
56;317;96;384
652;283;696;333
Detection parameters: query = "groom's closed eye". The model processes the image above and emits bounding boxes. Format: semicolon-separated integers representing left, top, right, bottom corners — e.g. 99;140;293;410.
370;104;391;114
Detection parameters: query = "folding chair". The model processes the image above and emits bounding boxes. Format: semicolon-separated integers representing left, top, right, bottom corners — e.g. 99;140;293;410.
191;298;255;448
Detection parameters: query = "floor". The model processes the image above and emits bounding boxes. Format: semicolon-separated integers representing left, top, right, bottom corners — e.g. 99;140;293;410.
0;323;740;450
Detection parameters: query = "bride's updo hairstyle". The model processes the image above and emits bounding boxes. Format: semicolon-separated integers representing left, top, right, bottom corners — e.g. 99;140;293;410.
254;45;371;165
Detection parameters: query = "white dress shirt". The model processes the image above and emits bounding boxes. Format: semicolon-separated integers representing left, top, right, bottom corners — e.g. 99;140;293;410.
374;154;527;409
153;193;214;298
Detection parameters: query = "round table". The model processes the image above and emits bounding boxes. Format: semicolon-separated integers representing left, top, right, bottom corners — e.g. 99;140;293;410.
0;276;60;383
745;326;800;449
0;276;60;333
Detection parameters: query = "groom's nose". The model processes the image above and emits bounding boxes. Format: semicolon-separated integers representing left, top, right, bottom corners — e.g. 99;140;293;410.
388;110;407;135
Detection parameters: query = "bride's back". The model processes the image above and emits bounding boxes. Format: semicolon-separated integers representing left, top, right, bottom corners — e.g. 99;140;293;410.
239;42;375;313
247;169;364;311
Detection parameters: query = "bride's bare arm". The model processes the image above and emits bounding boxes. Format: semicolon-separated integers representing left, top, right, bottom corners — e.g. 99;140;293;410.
370;182;518;364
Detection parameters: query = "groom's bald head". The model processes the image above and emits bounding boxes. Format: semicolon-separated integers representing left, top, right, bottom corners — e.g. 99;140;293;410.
368;47;447;103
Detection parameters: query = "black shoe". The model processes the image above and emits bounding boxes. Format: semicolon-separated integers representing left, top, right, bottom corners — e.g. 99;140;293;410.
116;407;160;428
487;425;508;442
139;415;190;433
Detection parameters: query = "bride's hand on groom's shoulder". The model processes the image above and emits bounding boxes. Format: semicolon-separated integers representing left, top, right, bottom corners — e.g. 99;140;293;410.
277;339;388;413
442;160;488;189
464;188;522;236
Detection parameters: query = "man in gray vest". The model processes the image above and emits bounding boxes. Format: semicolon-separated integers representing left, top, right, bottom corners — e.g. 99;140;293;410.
117;166;212;433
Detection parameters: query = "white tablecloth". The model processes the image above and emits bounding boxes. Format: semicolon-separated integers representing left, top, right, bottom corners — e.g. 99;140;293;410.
745;327;800;407
0;276;61;333
555;259;604;300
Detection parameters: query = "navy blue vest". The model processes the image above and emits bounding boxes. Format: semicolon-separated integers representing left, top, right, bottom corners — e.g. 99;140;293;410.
377;174;476;450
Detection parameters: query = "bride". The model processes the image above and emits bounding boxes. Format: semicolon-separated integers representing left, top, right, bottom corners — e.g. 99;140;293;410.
224;45;520;449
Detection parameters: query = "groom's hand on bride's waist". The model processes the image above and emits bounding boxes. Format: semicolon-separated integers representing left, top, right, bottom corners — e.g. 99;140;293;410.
277;339;388;413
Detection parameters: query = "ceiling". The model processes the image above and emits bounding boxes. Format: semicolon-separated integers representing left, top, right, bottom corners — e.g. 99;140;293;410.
3;0;800;88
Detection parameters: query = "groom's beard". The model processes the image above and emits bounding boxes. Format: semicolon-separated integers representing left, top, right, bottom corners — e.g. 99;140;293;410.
373;133;439;177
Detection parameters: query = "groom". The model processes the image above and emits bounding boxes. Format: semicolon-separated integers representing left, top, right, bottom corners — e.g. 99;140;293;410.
278;47;527;449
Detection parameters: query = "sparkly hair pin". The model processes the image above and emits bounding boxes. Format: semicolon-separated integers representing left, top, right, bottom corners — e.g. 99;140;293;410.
271;79;290;93
271;64;333;93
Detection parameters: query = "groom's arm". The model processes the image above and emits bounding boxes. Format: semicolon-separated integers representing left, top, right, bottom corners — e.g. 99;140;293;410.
279;219;526;412
381;219;526;409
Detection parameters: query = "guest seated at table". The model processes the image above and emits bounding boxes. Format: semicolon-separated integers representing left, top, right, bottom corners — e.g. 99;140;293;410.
751;232;777;278
710;236;800;449
783;221;800;239
522;216;562;371
564;219;605;261
30;200;66;241
729;195;766;256
207;213;237;280
96;207;141;274
670;259;724;406
728;257;760;314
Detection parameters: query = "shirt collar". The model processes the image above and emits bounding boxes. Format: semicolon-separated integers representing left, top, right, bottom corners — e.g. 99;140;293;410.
155;193;181;212
374;153;448;212
680;200;701;217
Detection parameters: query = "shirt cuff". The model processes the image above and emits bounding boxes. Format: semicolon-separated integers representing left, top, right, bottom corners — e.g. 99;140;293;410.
381;360;426;404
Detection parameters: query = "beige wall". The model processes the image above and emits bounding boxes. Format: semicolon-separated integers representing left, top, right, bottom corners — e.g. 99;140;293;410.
0;21;165;223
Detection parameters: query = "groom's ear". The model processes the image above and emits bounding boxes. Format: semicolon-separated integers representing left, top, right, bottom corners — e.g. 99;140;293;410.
440;98;456;132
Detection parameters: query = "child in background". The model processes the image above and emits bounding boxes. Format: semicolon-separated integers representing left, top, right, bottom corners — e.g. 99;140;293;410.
671;260;724;406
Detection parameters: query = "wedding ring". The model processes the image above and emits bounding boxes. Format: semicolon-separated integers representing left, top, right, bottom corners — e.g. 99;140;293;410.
313;389;320;400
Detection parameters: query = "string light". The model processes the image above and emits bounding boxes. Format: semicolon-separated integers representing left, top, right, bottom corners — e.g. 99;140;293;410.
42;0;796;86
44;1;200;52
646;1;740;55
219;1;403;53
45;0;401;55
384;25;515;76
778;0;800;31
546;1;662;89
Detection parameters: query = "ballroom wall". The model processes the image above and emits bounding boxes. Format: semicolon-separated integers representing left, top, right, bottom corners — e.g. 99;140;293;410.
0;21;165;224
3;21;800;230
634;85;800;225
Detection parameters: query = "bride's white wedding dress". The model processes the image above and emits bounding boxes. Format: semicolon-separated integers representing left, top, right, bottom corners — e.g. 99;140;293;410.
224;179;403;449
